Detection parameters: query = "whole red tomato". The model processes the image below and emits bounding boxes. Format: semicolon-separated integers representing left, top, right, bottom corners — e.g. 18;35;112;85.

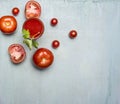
52;40;60;49
8;44;26;64
33;48;54;69
12;7;20;16
22;18;44;39
25;0;41;19
0;16;17;34
69;30;77;39
51;18;58;26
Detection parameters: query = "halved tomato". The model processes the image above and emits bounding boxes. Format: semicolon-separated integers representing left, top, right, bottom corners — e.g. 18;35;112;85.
8;44;26;64
25;0;41;19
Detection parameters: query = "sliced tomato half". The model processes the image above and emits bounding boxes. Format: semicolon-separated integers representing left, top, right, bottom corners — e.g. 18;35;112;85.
25;0;41;19
8;44;26;64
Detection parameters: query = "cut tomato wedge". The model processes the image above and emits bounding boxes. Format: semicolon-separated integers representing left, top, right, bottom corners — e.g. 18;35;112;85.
8;44;26;64
25;0;41;19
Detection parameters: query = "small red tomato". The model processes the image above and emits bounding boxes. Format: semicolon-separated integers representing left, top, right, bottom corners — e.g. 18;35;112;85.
25;0;41;19
12;7;20;16
8;44;26;64
22;18;44;39
52;40;60;49
69;30;77;39
33;48;54;69
51;18;58;26
0;16;17;34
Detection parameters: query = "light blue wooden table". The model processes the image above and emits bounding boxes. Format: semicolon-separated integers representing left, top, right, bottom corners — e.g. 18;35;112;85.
0;0;120;104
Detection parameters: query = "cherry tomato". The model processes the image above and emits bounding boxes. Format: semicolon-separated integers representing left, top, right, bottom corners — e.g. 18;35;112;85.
8;44;26;64
69;30;77;39
0;16;17;34
33;48;54;69
22;18;44;39
12;7;20;16
25;0;41;19
51;18;58;26
52;40;60;49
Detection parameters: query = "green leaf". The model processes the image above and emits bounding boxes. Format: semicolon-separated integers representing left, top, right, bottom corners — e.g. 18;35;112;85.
23;39;33;50
22;29;30;39
32;40;39;49
22;29;39;50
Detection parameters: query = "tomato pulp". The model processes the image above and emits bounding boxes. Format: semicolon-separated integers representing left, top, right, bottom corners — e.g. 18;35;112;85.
33;48;54;69
25;0;41;19
23;18;44;39
8;44;26;64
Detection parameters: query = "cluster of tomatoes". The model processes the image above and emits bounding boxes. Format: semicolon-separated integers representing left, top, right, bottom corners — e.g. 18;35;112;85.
0;0;78;70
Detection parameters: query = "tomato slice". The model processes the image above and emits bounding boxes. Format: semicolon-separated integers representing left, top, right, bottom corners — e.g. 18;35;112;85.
25;0;41;19
8;44;26;64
